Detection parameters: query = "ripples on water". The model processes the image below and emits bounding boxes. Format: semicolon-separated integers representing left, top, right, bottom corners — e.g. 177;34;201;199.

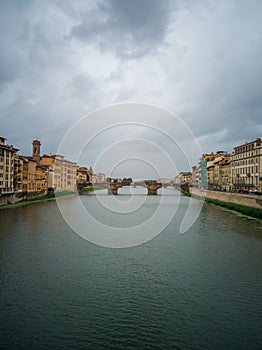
0;189;261;349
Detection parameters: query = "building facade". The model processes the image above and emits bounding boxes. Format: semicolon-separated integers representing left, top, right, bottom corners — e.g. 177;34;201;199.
41;154;77;192
206;153;231;191
231;138;262;192
0;137;18;203
97;173;106;183
178;172;192;185
77;166;93;184
192;165;201;188
14;154;23;194
19;141;48;197
220;158;231;191
21;157;38;194
198;153;216;189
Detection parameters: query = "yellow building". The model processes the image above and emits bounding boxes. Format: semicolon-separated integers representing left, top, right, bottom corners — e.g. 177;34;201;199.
178;172;192;184
206;153;231;190
35;165;47;193
77;166;93;183
220;158;231;191
41;154;77;193
231;138;262;192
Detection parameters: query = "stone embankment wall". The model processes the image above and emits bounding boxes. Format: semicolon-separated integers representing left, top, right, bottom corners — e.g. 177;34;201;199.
0;194;16;206
190;188;262;210
0;191;48;206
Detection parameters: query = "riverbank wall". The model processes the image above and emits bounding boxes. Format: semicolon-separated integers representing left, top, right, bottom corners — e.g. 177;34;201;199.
0;193;16;206
0;191;76;210
190;188;262;210
0;191;49;207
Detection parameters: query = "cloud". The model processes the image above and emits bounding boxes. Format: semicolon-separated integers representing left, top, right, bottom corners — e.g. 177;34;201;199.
70;0;173;58
0;0;261;176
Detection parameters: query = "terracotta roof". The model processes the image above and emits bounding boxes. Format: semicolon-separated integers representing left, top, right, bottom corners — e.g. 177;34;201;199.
0;144;19;152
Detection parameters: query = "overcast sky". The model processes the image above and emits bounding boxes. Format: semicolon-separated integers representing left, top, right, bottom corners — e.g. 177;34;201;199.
0;0;262;177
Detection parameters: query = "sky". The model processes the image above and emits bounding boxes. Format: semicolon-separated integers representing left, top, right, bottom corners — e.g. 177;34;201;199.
0;0;262;178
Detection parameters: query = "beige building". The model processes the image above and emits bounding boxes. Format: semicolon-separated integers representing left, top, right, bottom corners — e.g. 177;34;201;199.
90;172;98;184
231;138;262;192
41;154;77;192
192;164;201;188
14;154;23;194
0;137;18;198
97;172;106;183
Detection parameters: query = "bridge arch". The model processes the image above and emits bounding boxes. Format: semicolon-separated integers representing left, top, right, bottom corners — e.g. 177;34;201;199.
117;185;147;195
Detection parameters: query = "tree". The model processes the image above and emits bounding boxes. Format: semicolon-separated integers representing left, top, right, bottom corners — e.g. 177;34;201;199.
122;177;132;183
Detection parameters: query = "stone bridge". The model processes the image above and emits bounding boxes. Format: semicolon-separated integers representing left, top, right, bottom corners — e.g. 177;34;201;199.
78;181;175;195
108;181;163;195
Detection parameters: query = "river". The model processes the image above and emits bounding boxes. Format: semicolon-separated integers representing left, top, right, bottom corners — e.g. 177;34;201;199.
0;188;261;349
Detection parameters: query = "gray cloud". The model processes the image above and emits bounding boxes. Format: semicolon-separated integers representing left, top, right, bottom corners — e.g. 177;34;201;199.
0;0;261;176
70;0;173;58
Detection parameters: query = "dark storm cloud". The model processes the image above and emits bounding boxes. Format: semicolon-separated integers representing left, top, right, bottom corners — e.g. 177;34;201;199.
70;0;173;57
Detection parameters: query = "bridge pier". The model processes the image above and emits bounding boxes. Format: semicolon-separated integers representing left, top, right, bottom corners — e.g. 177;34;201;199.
146;184;162;195
147;188;158;195
108;186;118;195
108;183;124;195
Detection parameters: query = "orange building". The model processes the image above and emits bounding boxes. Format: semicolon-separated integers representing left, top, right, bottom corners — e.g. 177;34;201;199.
20;140;48;197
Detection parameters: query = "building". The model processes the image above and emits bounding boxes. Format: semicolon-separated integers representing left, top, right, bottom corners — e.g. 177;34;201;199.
192;164;201;188
32;139;41;164
21;157;37;194
177;172;192;185
97;172;105;183
77;166;93;184
220;157;231;191
14;154;23;194
0;137;19;204
90;172;98;184
198;152;230;189
199;153;216;189
231;138;262;192
206;152;231;191
19;141;48;197
41;154;77;192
